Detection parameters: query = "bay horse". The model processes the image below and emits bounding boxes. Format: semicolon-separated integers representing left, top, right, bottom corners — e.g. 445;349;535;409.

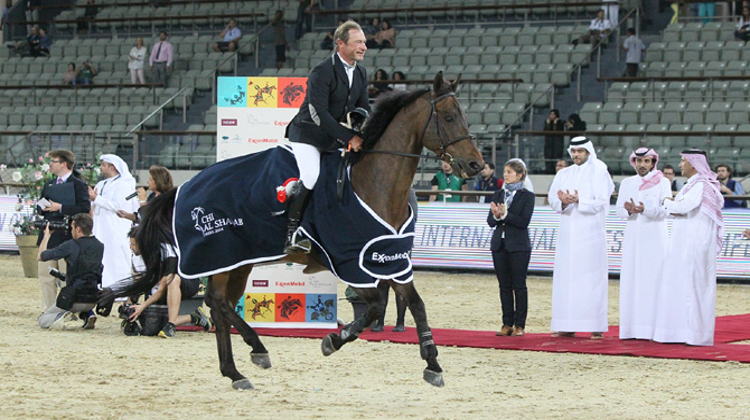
113;72;484;390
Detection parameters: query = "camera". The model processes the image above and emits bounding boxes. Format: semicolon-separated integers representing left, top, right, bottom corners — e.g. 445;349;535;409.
49;267;66;282
33;216;71;232
118;303;136;320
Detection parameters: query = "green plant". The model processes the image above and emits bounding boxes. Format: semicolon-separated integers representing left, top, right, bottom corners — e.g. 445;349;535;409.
11;195;41;236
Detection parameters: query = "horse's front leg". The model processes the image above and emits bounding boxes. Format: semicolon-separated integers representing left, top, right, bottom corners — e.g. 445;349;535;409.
321;284;385;356
392;280;444;387
205;274;254;390
223;266;272;370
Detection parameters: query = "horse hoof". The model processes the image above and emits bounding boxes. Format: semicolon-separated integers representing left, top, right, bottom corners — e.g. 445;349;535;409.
232;378;255;390
423;369;445;387
392;325;405;332
251;352;272;369
321;334;337;356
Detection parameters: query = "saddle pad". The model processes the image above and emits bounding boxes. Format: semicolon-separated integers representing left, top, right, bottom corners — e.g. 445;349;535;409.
173;145;415;287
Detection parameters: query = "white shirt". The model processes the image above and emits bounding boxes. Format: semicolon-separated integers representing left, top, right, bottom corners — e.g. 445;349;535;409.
128;46;147;70
337;52;355;88
223;27;241;42
623;35;646;64
589;18;612;32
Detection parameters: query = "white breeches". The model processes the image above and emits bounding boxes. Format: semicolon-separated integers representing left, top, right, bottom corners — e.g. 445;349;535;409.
291;142;321;189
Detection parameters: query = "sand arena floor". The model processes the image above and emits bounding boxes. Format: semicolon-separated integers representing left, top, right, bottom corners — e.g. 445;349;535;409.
1;254;750;420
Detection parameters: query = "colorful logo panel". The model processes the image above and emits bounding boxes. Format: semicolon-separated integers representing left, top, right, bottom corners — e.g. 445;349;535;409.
217;77;248;108
247;77;279;108
305;294;337;323
277;78;307;108
275;293;306;322
245;293;276;322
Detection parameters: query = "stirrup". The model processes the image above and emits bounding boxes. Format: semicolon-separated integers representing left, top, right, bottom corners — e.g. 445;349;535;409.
284;229;312;254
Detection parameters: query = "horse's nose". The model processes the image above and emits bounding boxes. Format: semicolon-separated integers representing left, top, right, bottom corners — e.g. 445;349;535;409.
467;160;483;175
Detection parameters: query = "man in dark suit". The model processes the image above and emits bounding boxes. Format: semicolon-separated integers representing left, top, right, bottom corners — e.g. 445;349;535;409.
487;159;535;337
37;149;91;312
284;19;371;254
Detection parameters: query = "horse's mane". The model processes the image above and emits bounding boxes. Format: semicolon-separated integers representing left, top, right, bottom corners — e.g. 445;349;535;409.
362;87;430;151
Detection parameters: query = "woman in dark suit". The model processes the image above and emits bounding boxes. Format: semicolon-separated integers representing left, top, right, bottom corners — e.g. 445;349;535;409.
487;159;535;337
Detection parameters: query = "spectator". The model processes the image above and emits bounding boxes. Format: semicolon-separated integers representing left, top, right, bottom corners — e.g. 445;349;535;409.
543;109;565;174
604;0;618;26
565;113;587;133
366;19;396;49
391;71;407;90
271;11;288;70
88;154;139;288
368;68;391;99
716;164;745;208
578;10;611;46
662;164;684;193
621;28;645;77
294;0;315;40
12;24;38;56
76;0;98;34
37;26;50;56
363;17;379;41
75;60;96;84
1;0;12;43
555;159;569;173
474;162;503;204
736;6;750;41
36;149;91;313
430;161;467;202
36;213;103;330
116;165;173;223
488;159;534;337
698;2;715;24
125;231;212;338
212;18;241;53
321;19;345;50
149;31;172;87
128;37;147;85
62;62;77;85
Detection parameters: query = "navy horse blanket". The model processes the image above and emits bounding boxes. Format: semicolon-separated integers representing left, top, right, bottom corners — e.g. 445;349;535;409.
172;145;415;287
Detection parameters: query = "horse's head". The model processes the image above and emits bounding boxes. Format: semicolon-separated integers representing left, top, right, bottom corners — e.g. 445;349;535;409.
420;72;484;178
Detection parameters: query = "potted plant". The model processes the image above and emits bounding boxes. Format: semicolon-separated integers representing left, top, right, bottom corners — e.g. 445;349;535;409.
11;194;43;278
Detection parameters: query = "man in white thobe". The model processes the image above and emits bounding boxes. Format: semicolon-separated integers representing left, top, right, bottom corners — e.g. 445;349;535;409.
89;154;139;288
548;136;614;339
615;148;671;340
653;149;724;346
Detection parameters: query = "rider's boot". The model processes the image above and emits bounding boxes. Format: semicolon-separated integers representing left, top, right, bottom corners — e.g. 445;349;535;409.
284;182;312;254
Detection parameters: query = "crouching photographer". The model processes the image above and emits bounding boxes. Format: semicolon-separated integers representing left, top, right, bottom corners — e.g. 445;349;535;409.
37;213;103;330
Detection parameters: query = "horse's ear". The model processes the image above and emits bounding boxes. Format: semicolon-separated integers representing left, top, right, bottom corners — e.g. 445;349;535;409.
432;71;444;94
450;74;461;92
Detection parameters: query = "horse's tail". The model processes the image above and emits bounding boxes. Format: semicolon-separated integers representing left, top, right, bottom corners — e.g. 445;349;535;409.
114;187;178;299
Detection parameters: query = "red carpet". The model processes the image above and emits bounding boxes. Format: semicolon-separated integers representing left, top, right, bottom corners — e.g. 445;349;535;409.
178;314;750;363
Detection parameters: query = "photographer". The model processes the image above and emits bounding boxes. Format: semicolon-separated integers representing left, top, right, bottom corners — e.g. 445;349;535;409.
37;149;91;312
76;60;97;85
124;230;211;338
37;213;103;330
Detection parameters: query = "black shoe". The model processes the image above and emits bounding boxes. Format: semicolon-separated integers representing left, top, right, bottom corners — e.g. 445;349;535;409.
82;310;97;330
191;307;212;332
158;322;177;338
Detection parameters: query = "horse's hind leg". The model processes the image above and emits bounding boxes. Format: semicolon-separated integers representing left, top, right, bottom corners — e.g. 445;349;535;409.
392;280;444;387
321;285;385;356
205;266;270;391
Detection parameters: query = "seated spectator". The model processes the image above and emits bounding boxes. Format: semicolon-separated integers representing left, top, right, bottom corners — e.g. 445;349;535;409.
12;25;39;57
212;18;241;53
717;164;745;208
565;113;587;132
366;19;396;49
126;230;212;338
77;0;98;34
76;60;97;84
128;37;147;85
37;27;50;57
578;9;611;45
62;62;77;85
116;165;173;223
363;17;380;42
36;214;103;330
368;68;391;99
430;161;467;202
736;6;750;41
390;71;407;90
320;19;345;50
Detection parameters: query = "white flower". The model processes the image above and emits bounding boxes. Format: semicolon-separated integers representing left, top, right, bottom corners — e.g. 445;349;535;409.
11;171;22;182
34;171;43;181
15;203;23;211
94;168;101;175
40;164;50;172
0;164;6;170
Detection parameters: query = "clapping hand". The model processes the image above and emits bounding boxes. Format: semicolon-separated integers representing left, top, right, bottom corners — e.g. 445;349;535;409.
624;198;644;215
558;189;579;205
490;201;504;218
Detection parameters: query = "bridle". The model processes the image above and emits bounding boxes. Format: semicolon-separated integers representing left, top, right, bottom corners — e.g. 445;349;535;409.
363;88;475;173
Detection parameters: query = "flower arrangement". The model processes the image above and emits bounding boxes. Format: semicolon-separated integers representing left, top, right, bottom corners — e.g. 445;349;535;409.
6;154;102;236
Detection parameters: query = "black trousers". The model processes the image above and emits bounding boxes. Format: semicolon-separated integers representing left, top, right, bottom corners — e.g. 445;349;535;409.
543;136;564;174
491;246;530;328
